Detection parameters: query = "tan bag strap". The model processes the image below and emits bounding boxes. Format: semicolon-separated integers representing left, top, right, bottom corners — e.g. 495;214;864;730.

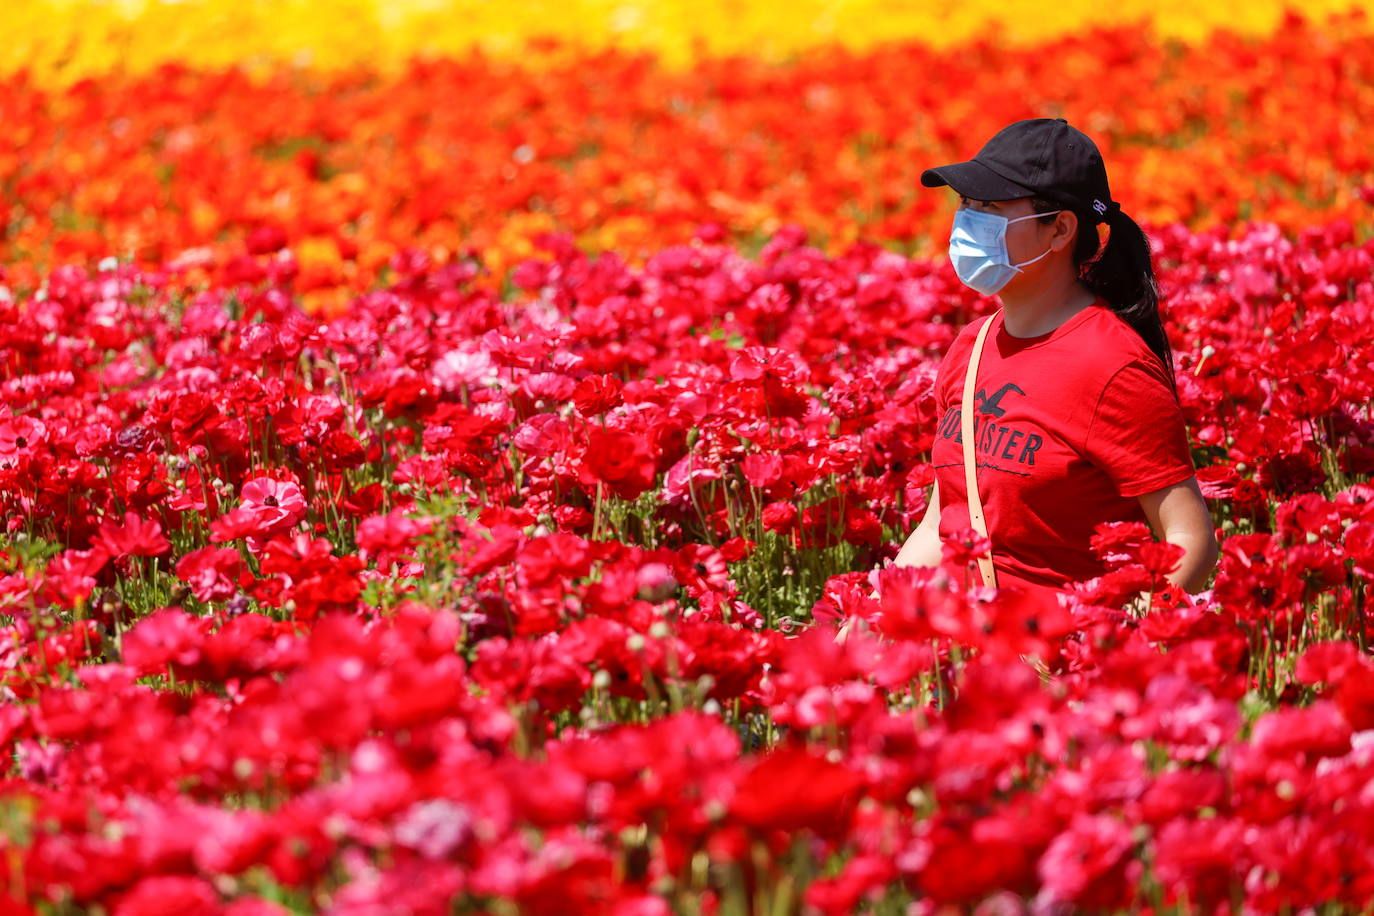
961;313;999;589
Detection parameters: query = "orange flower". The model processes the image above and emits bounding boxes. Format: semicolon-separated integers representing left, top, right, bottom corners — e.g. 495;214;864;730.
1;18;1371;308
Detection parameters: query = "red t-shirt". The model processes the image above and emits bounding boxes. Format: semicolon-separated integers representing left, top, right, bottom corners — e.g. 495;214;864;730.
931;299;1195;592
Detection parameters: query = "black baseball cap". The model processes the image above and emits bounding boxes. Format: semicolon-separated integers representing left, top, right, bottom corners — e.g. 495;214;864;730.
921;117;1120;223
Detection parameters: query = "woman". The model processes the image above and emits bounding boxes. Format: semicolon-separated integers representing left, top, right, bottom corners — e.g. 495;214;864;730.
895;117;1219;604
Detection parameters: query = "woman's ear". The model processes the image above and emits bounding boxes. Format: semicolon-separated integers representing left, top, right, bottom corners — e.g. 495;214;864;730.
1053;210;1078;251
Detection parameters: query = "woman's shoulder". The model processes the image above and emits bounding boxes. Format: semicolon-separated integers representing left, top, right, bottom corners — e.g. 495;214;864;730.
933;311;996;400
947;310;999;350
1064;301;1167;380
1075;301;1158;361
935;311;994;367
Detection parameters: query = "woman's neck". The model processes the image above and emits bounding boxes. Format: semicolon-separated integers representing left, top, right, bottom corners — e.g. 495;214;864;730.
998;276;1098;338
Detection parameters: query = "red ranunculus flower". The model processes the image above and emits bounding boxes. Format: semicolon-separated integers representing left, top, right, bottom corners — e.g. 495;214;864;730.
90;510;171;561
583;427;657;500
730;746;864;835
175;545;246;603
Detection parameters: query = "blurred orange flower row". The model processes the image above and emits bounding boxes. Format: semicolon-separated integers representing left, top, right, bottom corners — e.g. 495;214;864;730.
3;16;1372;309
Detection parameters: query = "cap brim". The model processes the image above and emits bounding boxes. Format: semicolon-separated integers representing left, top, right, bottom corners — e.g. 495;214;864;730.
920;159;1035;201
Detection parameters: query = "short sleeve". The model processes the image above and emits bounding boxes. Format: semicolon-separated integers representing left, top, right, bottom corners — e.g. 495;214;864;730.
1083;358;1195;498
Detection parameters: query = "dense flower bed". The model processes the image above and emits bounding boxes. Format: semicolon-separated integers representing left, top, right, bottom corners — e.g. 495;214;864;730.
5;17;1374;306
5;4;1374;911
1;208;1372;911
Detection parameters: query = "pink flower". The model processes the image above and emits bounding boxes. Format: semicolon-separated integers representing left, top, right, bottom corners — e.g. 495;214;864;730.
0;415;45;455
356;509;434;555
741;453;784;489
239;477;307;532
120;606;210;676
175;545;246;603
213;477;307;542
1037;813;1136;909
42;547;105;608
635;562;677;602
1122;674;1241;762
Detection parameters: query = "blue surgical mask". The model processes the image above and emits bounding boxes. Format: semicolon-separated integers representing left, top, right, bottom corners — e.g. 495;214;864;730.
948;207;1063;296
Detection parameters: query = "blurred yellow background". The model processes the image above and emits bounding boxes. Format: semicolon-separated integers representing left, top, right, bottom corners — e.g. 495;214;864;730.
7;0;1372;85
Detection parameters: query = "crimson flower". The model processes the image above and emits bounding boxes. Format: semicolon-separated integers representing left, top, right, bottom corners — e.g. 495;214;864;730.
90;510;171;561
572;374;624;415
729;746;864;835
940;526;992;571
1212;533;1306;618
583;428;657;500
112;876;221;916
761;500;798;532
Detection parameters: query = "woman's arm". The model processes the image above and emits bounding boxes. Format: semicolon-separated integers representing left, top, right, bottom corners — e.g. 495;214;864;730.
839;480;941;643
894;479;942;568
1137;476;1219;593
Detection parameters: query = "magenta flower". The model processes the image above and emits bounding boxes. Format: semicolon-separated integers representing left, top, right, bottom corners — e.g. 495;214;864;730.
238;477;306;532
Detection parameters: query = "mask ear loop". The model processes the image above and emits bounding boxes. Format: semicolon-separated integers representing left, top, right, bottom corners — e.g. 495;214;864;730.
1010;246;1055;271
1006;209;1063;272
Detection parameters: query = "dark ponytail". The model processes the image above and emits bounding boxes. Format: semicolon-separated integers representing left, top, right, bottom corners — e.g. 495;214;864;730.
1029;197;1176;396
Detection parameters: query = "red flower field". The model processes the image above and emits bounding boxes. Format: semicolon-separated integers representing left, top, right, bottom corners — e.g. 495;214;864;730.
2;12;1374;914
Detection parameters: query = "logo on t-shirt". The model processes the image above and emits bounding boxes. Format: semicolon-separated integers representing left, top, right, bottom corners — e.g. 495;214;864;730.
974;382;1024;418
936;380;1043;474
